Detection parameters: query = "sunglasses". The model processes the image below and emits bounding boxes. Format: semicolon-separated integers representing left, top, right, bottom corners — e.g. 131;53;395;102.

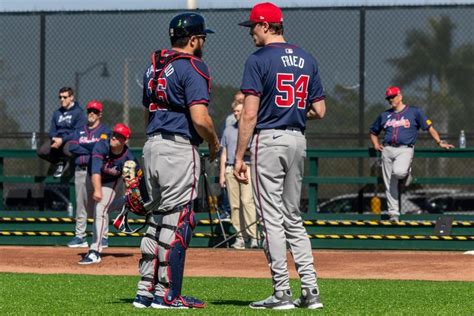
87;109;100;114
112;132;126;140
59;95;70;100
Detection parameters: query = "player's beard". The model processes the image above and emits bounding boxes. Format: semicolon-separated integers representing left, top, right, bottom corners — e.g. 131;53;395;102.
194;47;203;58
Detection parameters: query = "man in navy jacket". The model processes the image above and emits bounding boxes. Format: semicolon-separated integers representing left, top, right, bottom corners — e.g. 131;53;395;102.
37;87;86;177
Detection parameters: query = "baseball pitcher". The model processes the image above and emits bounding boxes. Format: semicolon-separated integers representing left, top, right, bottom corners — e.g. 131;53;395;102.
234;2;325;310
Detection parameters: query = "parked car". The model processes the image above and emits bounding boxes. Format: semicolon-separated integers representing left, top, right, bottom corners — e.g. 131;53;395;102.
317;193;422;214
404;188;462;211
4;184;71;211
425;193;474;214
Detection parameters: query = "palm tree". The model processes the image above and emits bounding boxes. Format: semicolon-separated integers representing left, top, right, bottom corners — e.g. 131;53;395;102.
388;16;474;133
389;16;474;177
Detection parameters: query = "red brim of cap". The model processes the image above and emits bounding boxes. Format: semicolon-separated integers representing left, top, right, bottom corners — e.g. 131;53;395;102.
238;20;255;27
385;95;398;99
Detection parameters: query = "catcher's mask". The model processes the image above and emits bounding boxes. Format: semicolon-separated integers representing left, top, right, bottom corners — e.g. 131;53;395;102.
113;160;151;234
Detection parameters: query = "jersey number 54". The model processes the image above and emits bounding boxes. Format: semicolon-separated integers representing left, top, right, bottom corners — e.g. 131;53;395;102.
275;73;309;109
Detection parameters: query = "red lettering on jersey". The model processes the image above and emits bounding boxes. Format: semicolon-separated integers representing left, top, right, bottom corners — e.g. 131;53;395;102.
148;78;169;112
275;73;294;107
275;73;309;109
155;78;167;103
295;75;309;109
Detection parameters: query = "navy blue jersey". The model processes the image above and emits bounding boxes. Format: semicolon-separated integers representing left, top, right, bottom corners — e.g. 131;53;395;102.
90;141;139;183
370;105;432;146
48;102;87;139
68;124;111;167
142;49;211;145
241;43;325;131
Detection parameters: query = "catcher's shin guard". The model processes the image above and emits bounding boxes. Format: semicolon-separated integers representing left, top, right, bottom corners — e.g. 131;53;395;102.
163;205;197;306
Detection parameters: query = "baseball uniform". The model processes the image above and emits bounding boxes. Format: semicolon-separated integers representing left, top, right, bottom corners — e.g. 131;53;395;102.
136;49;209;305
241;42;325;292
370;105;431;217
88;140;139;253
67;124;111;241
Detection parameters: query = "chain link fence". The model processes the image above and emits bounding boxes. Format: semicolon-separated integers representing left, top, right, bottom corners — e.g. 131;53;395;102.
1;5;473;213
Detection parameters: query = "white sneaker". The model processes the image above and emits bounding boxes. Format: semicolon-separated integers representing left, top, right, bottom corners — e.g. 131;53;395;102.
231;237;245;250
249;239;259;249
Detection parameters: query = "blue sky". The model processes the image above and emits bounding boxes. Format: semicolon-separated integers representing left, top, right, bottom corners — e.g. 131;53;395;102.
1;0;473;12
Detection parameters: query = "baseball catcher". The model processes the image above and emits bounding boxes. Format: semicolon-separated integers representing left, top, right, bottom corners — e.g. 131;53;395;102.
132;11;220;309
113;160;151;234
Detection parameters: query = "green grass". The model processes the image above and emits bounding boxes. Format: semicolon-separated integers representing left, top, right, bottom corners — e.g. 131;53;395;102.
0;273;472;315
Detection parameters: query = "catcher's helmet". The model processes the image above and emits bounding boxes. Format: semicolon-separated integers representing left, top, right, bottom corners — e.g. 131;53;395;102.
169;12;214;40
113;123;131;139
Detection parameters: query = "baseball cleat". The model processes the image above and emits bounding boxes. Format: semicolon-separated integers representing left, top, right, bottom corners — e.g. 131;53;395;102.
249;290;295;310
67;237;88;248
132;294;153;308
78;250;101;265
294;287;323;309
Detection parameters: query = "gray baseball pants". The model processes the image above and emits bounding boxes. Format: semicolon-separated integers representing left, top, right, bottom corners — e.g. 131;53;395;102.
381;146;414;217
137;133;200;298
251;128;319;292
89;179;124;252
73;168;95;239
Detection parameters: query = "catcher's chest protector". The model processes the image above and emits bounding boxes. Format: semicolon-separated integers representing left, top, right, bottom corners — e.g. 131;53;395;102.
149;49;196;105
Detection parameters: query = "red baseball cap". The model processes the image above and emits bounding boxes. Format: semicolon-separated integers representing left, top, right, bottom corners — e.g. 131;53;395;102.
238;2;283;27
385;86;401;99
113;123;131;139
86;100;103;112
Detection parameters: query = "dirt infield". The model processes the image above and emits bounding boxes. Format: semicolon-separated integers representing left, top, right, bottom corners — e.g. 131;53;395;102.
0;246;472;281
